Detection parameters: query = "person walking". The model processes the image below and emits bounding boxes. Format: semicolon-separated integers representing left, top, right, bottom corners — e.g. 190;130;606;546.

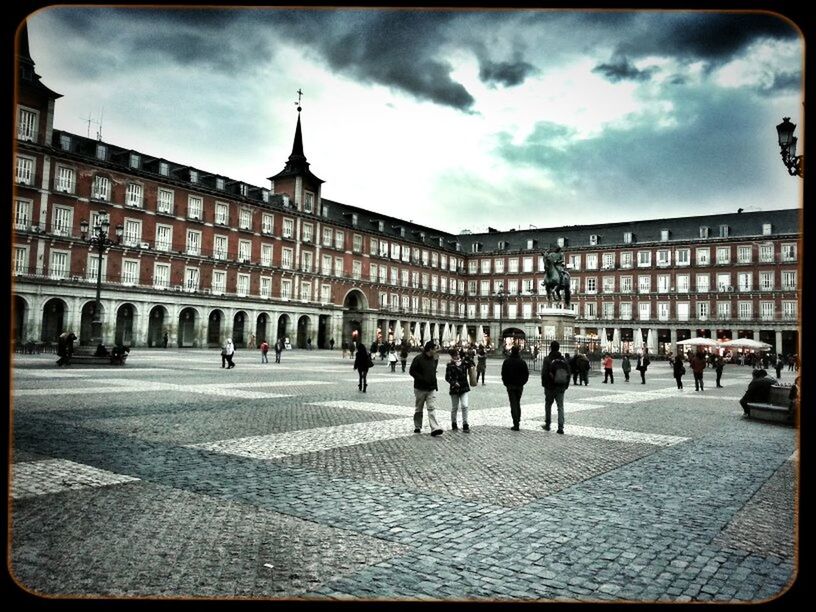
399;343;409;373
715;354;725;387
541;340;570;434
260;340;269;363
569;352;579;385
673;354;686;390
636;350;650;384
445;350;471;432
621;353;632;382
409;341;443;436
388;347;398;372
330;338;335;351
162;331;169;348
475;345;487;385
354;341;372;392
690;349;707;391
576;351;590;386
501;345;530;431
274;338;284;363
223;339;235;369
248;333;256;350
307;337;313;351
602;352;614;384
774;354;784;380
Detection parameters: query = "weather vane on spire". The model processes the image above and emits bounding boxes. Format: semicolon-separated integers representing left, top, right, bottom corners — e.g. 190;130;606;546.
295;88;303;113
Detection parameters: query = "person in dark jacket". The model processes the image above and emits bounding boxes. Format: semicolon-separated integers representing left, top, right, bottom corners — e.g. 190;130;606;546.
673;354;686;390
445;350;471;432
476;345;487;385
409;341;443;436
690;350;707;391
569;352;579;385
715;354;725;387
540;340;571;434
774;354;784;380
621;353;632;382
739;369;775;416
636;350;650;384
399;343;409;373
354;341;371;392
501;345;530;431
575;352;590;386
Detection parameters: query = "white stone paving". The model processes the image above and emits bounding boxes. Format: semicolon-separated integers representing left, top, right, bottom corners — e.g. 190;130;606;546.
11;459;140;499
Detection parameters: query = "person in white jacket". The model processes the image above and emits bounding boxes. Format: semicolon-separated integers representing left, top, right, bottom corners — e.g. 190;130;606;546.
222;339;235;369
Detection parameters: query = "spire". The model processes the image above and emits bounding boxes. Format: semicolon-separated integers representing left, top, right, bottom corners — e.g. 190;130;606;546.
268;88;323;185
16;18;62;99
289;113;305;162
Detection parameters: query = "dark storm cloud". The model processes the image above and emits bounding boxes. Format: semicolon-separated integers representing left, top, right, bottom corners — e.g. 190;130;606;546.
592;55;656;83
479;56;538;87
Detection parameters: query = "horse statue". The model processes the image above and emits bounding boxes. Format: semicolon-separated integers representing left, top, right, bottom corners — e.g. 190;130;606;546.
542;247;571;308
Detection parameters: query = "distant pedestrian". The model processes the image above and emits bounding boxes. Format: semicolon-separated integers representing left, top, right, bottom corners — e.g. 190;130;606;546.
330;338;335;351
274;338;284;363
223;339;235;369
476;345;487;385
388;348;398;372
541;340;570;434
501;345;530;431
260;340;269;363
740;369;775;416
774;354;784;379
636;350;650;384
349;340;356;360
569;352;579;385
576;352;590;386
673;355;686;390
715;354;725;387
621;353;632;382
342;342;348;359
307;337;313;351
162;331;169;349
690;350;707;391
410;341;443;436
602;352;614;384
354;341;372;392
445;350;471;432
248;333;256;349
399;344;409;373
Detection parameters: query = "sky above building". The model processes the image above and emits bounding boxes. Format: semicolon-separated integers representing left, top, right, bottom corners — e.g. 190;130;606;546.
24;7;804;235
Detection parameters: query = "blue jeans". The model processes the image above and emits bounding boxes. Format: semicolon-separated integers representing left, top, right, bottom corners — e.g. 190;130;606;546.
544;387;565;429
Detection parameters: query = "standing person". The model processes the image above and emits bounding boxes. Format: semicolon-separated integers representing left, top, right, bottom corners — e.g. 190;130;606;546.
307;337;312;351
774;354;784;380
690;349;707;391
223;339;235;369
445;350;471;432
576;351;590;386
354;341;372;392
602;352;614;384
56;332;68;366
274;338;284;363
388;347;398;372
541;340;570;434
476;345;487;385
569;352;579;385
330;338;335;351
349;340;356;360
621;353;632;382
636;350;650;384
787;354;795;372
260;340;269;363
162;331;169;349
715;354;725;387
248;333;256;350
399;343;409;373
673;354;686;390
501;345;530;431
409;342;443;436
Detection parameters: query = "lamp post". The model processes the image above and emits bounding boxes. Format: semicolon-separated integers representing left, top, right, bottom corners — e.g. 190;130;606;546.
495;287;507;354
80;211;123;348
776;117;804;177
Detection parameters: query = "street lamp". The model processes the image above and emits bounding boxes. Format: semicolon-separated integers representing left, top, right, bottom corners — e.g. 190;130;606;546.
495;287;507;353
776;117;804;177
80;211;123;349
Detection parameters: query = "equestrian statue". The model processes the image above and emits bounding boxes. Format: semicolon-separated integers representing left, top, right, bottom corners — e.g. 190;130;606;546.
542;245;571;308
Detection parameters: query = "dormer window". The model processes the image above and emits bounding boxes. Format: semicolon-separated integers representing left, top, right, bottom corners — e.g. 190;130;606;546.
240;184;248;197
378;220;385;232
590;234;599;246
438;237;444;247
189;170;198;183
129;153;140;169
59;134;71;151
661;229;670;241
762;223;772;236
472;242;483;253
527;239;537;250
352;213;358;227
419;232;425;241
261;189;270;203
400;227;406;237
216;178;225;190
498;240;510;250
719;224;730;238
556;237;566;248
304;191;314;213
699;226;709;239
96;144;107;161
159;162;169;176
623;232;632;244
16;107;38;142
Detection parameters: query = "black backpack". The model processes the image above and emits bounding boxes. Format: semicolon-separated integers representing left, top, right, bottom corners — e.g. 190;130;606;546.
549;356;570;385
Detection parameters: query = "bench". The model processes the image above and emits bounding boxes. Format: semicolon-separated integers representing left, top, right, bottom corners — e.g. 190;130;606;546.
63;346;130;366
747;385;795;425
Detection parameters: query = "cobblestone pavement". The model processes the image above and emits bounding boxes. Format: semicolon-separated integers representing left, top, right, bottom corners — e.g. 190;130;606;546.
8;350;800;602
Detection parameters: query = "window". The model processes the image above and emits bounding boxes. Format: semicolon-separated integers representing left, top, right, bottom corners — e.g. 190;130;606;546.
695;274;710;293
523;257;534;273
781;243;796;261
481;259;491;274
187;196;203;220
59;134;71;150
17;106;38;141
782;301;797;320
159;162;169;176
557;237;566;248
184;267;200;292
302;223;313;243
675;248;690;266
781;270;797;290
305;193;315;213
603;302;615;319
262;213;274;234
638;275;651;293
603;276;615;293
589;234;599;246
370;238;378;256
585;278;597;294
421;250;430;266
620;302;632;320
215;178;225;190
568;254;581;271
126;183;143;208
507;258;519;274
699;226;709;239
236;274;250;296
321;254;332;275
658;302;670;321
696;248;710;266
620;252;633;268
719;224;730;238
676;274;690;293
472;242;483;253
623;232;633;244
493;258;505;273
620;276;633;293
637;251;652;267
586;254;598;270
507;279;518;295
431;252;439;268
393;267;401;286
762;223;772;236
656;250;670;267
759;243;774;263
123;219;141;247
212;270;228;295
91;176;110;200
660;229;670;241
14;199;31;230
189;170;198;183
155;225;172;252
49;251;69;279
261;244;273;267
56;166;75;193
697;301;709;320
302;251;313;273
717;273;731;292
186;230;201;256
584;302;597;319
322;227;333;247
213;235;228;260
759;271;774;290
737;246;752;264
238;240;251;263
716;246;730;264
215;202;229;225
677;302;690;321
638;302;652;321
380;240;389;258
85;253;103;282
300;281;312;301
13;246;28;275
283;218;294;239
737;272;752;292
522;278;534;294
411;271;419;288
351;213;358;227
352;260;362;280
657;274;670;293
321;285;332;304
760;301;775;321
335;257;344;277
480;280;490;296
717;301;731;320
154;263;170;289
96;143;107;161
738;301;752;320
370;264;378;283
158;189;174;214
52;206;72;237
421;273;429;289
280;279;292;299
122;260;139;285
602;253;615;269
260;277;272;298
507;303;518;319
352;234;362;253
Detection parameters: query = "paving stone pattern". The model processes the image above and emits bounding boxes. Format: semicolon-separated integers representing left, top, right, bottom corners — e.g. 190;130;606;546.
9;351;799;602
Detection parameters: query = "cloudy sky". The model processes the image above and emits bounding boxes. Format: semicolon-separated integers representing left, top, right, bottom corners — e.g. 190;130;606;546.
24;7;804;234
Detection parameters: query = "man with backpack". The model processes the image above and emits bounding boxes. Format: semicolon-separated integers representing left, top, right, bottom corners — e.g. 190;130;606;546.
501;345;530;431
541;340;571;435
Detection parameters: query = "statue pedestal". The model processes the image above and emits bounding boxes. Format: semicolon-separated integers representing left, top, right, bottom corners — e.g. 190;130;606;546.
539;308;578;356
